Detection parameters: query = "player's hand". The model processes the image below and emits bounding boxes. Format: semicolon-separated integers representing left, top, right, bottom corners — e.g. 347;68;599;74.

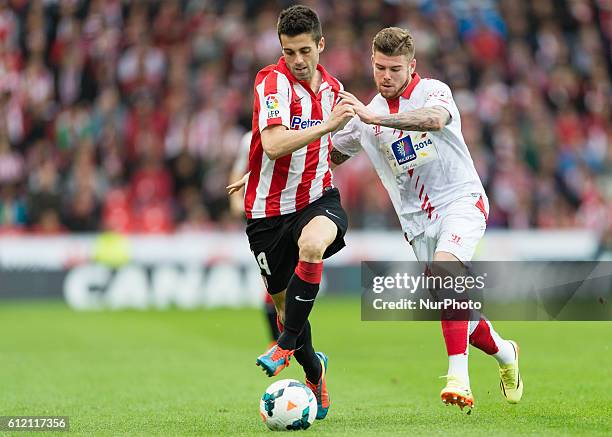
338;90;377;125
226;172;249;195
325;102;356;132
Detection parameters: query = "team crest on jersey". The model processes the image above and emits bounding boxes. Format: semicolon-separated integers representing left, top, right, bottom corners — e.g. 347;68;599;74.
265;95;279;110
391;136;417;164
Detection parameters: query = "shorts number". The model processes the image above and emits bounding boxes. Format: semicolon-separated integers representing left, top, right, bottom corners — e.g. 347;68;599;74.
256;252;271;276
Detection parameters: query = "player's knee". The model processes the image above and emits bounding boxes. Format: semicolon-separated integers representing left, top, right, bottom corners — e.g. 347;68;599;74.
298;235;327;262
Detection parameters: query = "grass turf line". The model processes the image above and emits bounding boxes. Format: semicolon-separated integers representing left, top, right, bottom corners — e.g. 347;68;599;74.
0;298;610;436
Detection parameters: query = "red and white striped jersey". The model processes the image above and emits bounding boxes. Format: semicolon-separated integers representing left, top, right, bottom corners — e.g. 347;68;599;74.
244;57;343;219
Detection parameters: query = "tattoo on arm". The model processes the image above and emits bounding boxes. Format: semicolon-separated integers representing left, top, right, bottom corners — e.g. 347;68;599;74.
376;106;450;132
330;148;351;165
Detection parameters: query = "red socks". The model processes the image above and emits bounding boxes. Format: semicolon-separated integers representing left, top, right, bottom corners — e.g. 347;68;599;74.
295;260;323;284
441;319;469;355
469;318;499;355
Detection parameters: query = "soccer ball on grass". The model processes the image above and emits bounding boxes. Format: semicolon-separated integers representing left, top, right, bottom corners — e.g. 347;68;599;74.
259;379;317;431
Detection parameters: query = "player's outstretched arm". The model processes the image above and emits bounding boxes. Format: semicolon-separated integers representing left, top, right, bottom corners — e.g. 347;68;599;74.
373;106;450;132
338;90;449;132
261;103;355;160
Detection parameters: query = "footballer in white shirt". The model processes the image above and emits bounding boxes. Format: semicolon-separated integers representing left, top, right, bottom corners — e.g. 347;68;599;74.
331;27;523;411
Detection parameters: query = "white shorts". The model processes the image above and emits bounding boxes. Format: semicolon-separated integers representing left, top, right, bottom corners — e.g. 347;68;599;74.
409;195;488;263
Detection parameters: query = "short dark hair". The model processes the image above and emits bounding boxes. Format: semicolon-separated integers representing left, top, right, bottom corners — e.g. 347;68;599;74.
372;27;415;59
277;5;322;43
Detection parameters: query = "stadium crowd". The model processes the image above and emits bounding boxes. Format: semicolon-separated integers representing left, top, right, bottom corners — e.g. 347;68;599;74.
0;0;609;235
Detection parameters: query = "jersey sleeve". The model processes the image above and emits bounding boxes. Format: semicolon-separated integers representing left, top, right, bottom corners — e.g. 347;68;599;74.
423;80;456;119
257;72;291;131
331;117;363;157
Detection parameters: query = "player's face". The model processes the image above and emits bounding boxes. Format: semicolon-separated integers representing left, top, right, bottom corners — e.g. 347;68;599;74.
372;51;416;99
280;33;324;83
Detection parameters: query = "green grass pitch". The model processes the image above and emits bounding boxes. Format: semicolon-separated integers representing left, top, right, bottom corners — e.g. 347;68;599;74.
1;298;610;436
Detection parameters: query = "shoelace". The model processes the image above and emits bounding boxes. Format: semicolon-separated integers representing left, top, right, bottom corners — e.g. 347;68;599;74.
270;346;292;361
499;367;516;388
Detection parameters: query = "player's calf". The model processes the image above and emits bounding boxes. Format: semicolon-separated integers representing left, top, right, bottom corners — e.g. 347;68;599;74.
293;321;322;383
277;260;323;351
277;216;336;351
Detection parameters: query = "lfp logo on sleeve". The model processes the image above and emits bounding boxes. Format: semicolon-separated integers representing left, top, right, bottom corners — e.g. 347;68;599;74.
265;95;279;110
265;95;280;118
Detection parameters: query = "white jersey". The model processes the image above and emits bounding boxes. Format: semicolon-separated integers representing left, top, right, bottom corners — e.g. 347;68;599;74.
332;73;487;241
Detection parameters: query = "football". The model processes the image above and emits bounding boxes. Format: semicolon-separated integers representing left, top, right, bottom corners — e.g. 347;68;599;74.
259;379;318;431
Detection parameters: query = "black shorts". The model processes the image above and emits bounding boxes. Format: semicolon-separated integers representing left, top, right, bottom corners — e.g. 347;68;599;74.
246;187;348;294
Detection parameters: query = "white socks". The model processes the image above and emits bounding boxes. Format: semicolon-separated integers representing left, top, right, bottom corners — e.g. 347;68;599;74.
446;340;515;387
493;340;517;365
448;353;470;386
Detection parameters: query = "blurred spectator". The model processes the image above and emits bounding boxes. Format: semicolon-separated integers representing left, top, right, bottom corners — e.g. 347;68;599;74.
0;183;26;231
0;0;607;236
129;147;173;233
26;159;65;234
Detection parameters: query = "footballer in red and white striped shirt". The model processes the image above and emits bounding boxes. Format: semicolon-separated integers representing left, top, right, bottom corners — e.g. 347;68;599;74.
238;6;355;420
245;49;346;218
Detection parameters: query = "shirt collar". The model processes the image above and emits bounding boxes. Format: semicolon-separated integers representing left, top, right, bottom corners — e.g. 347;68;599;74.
400;72;421;100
